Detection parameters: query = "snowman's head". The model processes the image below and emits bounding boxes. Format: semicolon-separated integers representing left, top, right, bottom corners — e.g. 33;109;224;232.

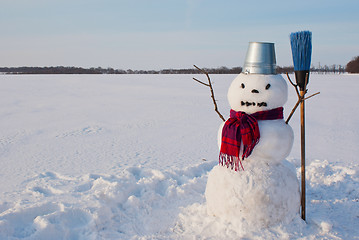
227;74;288;114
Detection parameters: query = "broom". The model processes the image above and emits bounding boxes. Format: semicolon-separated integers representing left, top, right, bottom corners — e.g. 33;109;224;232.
290;30;312;221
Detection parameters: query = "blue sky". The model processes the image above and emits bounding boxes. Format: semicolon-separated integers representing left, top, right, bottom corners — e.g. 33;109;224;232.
1;0;358;70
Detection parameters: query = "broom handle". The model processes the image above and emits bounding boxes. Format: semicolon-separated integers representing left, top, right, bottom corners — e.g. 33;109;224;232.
300;90;306;221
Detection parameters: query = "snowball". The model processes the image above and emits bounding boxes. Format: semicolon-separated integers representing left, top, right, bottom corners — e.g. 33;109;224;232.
205;161;300;229
246;119;293;163
218;119;294;164
227;73;288;114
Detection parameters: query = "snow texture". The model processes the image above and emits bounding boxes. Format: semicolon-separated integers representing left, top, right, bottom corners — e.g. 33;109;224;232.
0;74;358;239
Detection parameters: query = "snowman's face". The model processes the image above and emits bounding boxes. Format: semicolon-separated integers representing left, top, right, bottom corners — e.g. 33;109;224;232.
227;74;288;114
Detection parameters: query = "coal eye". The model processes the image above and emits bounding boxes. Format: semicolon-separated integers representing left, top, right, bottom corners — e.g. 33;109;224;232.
241;83;245;89
265;84;271;90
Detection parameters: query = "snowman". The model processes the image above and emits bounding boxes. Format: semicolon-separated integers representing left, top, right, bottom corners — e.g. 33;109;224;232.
205;42;300;228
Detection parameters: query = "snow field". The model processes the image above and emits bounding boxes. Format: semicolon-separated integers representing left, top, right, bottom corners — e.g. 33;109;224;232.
0;74;358;239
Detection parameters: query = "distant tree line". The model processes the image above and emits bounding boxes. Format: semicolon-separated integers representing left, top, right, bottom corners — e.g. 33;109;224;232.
0;66;103;74
0;62;352;75
0;66;244;74
311;64;346;74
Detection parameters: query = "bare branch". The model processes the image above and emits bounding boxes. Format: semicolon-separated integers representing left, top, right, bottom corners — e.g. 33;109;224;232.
193;65;208;75
286;72;297;88
192;77;210;87
193;65;226;122
285;73;320;124
303;92;320;101
304;72;309;90
286;72;300;98
286;99;301;124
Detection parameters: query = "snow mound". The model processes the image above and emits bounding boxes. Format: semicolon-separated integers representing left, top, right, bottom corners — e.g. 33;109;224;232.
205;161;300;229
0;162;214;240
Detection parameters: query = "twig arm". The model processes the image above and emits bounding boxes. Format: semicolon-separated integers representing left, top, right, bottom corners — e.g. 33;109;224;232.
192;77;209;87
303;92;320;101
286;72;300;98
285;73;319;124
286;99;301;124
193;65;226;122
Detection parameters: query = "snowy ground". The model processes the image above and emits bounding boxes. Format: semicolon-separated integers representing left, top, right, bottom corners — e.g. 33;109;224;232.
0;73;358;239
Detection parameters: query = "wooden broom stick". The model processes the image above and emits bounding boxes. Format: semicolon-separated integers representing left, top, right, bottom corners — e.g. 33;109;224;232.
286;72;319;221
299;72;309;220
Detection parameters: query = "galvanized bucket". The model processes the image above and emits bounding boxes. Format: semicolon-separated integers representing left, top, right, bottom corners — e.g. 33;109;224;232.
242;42;276;74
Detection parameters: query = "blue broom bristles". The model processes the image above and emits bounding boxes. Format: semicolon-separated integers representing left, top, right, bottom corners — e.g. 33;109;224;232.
290;31;312;71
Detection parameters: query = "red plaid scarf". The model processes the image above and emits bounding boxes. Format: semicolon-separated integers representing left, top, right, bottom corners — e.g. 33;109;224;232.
219;107;284;171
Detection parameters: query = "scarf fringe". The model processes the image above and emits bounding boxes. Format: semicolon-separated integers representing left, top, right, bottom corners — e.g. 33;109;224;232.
219;153;244;171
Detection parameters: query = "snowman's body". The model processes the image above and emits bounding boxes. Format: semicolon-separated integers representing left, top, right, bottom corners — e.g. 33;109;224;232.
218;119;293;165
206;73;300;228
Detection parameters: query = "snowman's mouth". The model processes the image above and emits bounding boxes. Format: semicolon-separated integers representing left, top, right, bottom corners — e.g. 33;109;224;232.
241;101;267;107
